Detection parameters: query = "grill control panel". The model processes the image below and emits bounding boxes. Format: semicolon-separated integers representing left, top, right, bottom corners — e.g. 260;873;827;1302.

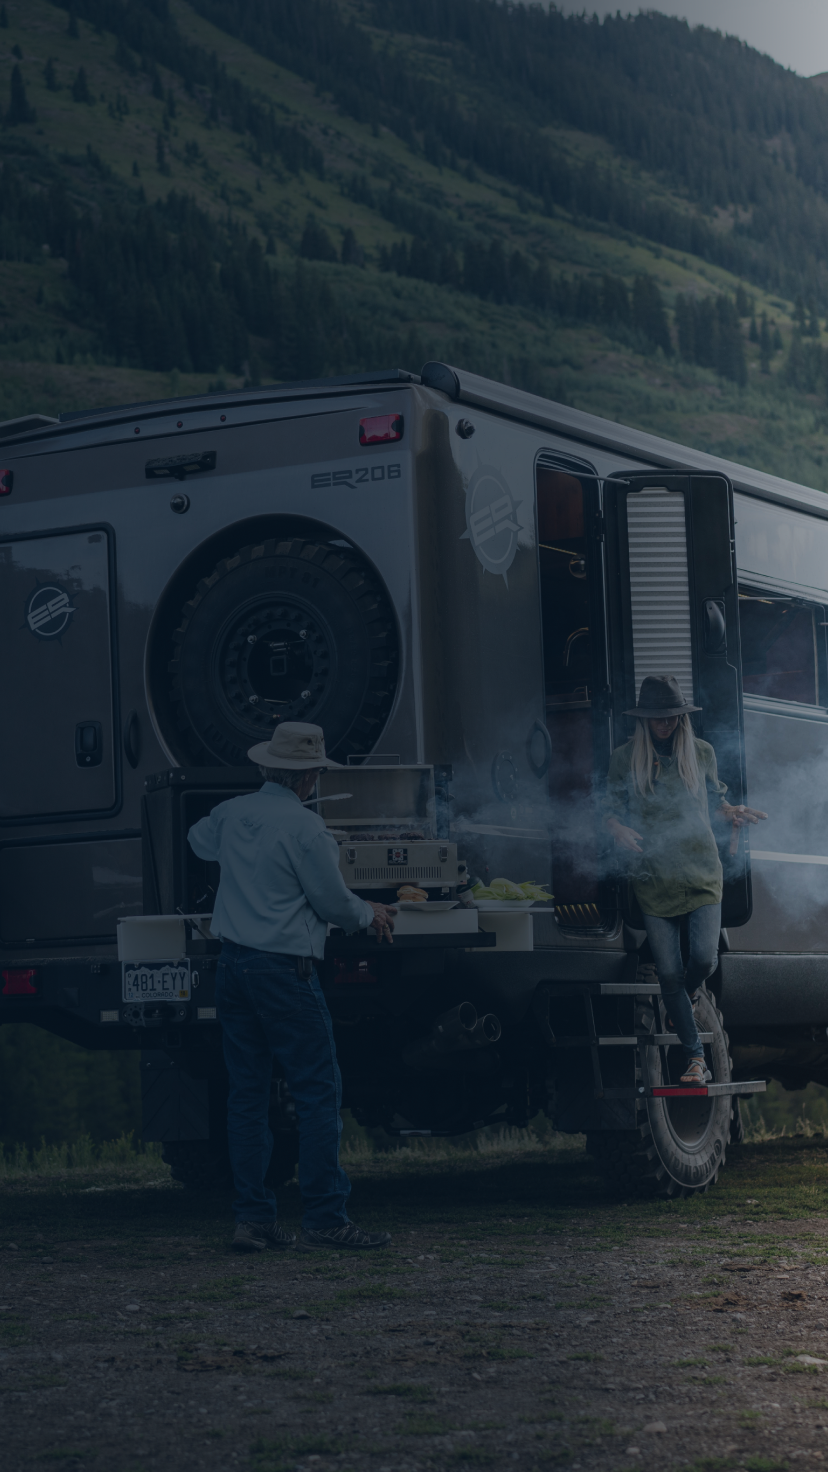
338;841;465;889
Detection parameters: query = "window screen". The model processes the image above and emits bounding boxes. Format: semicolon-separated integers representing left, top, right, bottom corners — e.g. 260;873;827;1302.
738;588;820;705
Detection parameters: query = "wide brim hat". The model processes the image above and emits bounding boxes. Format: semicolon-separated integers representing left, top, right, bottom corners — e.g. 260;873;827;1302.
624;674;701;718
248;721;345;770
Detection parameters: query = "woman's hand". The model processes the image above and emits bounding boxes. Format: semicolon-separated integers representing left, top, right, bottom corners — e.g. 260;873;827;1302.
606;816;644;853
720;802;768;827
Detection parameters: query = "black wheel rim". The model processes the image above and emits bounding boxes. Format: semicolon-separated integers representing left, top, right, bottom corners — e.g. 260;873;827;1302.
210;593;336;740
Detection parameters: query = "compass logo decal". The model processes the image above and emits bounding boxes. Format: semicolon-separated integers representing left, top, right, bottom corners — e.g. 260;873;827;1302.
461;465;522;584
25;583;75;639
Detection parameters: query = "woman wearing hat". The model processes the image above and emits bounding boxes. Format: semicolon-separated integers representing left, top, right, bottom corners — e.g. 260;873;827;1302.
603;675;767;1085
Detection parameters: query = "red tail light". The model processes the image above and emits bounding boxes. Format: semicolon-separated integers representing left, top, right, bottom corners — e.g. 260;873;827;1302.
0;470;13;497
359;413;403;446
2;968;38;996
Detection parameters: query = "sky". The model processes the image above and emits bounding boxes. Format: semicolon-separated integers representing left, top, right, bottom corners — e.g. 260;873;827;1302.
551;1;828;77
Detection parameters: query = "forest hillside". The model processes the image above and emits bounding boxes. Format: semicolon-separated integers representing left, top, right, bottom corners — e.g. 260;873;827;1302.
2;1;828;479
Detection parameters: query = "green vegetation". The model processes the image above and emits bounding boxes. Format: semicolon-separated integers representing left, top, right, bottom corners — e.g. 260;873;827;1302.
0;1;827;487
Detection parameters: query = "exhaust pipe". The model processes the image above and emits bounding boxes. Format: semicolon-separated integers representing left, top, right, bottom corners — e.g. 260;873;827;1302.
402;1002;502;1069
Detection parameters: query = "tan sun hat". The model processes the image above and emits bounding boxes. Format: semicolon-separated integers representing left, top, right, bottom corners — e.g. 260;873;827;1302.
248;721;345;770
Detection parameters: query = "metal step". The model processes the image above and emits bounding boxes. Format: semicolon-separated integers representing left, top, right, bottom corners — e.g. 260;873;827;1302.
649;1080;766;1098
552;1032;714;1047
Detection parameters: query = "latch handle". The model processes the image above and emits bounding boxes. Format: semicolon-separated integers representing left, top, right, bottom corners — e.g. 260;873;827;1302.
145;450;217;481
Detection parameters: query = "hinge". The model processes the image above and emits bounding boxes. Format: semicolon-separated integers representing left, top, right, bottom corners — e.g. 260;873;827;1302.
592;510;605;542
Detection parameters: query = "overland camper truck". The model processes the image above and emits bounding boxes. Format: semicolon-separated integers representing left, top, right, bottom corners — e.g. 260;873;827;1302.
15;357;828;1198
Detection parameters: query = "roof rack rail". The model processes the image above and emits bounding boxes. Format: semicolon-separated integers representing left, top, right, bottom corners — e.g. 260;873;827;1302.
0;413;59;439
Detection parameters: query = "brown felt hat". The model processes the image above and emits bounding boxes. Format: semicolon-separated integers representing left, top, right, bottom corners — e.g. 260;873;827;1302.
624;674;701;719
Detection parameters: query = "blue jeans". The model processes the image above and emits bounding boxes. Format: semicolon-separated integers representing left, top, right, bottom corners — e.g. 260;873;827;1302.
215;941;351;1229
641;903;722;1061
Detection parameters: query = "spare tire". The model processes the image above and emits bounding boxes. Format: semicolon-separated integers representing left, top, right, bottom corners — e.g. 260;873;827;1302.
168;538;399;765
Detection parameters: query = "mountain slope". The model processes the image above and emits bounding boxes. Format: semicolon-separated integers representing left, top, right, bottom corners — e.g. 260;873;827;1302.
1;1;828;489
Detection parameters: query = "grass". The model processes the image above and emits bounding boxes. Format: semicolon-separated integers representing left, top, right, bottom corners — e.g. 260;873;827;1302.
400;1415;454;1435
365;1383;434;1401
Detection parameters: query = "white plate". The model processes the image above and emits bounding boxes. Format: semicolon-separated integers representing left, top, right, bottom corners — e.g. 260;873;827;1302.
396;901;459;912
472;900;542;911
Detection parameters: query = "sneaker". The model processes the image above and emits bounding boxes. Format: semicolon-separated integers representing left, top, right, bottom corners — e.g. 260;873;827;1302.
232;1220;296;1253
299;1222;391;1251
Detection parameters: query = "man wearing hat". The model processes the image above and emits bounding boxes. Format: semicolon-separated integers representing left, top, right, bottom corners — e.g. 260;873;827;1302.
603;675;767;1085
187;721;397;1253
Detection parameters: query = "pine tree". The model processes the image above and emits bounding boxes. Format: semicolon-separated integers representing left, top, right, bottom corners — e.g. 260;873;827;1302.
340;228;363;266
67;5;79;38
0;7;8;28
759;312;772;374
632;274;671;354
72;67;92;104
735;283;749;317
5;65;36;126
156;133;170;175
299;214;337;262
674;294;695;361
716;295;747;385
749;315;758;344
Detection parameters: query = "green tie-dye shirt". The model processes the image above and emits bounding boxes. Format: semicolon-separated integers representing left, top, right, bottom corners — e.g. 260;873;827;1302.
603;737;728;917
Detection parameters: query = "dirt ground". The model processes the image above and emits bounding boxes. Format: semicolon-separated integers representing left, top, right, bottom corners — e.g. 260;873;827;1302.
3;1133;828;1472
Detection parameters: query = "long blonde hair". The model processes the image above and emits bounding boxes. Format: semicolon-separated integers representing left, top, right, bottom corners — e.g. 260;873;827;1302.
630;713;700;797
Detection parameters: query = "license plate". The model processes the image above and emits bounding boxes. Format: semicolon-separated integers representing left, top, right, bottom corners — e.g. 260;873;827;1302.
122;960;191;1003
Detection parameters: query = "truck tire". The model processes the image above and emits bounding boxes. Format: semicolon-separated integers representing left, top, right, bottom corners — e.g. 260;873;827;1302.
163;1132;300;1193
168;538;399;765
587;986;735;1198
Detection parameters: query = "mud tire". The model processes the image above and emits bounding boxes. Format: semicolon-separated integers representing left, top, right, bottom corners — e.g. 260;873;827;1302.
587;985;736;1198
168;538;399;765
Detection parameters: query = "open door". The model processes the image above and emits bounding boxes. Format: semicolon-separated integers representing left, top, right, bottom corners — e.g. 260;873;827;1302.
536;457;614;931
604;473;750;928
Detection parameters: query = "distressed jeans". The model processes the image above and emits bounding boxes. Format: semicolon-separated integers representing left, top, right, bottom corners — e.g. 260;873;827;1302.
640;903;722;1061
215;940;351;1229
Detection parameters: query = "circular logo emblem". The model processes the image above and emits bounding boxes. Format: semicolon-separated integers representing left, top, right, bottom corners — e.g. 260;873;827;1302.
25;583;75;639
461;466;522;581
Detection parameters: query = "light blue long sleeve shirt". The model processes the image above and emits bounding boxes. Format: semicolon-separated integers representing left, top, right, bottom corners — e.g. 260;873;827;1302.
187;782;374;958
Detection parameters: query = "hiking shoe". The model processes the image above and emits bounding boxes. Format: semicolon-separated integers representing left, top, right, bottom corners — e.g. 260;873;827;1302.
299;1222;391;1251
232;1220;296;1253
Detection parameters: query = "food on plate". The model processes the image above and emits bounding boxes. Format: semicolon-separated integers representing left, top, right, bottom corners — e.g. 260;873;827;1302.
470;878;553;903
397;885;429;903
518;881;553;902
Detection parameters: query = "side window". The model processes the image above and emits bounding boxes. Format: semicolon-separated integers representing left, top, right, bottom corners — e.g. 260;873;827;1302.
738;586;824;706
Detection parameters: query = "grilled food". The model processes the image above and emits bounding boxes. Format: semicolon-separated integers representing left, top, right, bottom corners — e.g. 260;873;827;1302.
397;885;429;903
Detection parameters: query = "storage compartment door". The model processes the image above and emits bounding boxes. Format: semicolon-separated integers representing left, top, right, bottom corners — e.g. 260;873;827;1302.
0;530;118;820
604;474;749;926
